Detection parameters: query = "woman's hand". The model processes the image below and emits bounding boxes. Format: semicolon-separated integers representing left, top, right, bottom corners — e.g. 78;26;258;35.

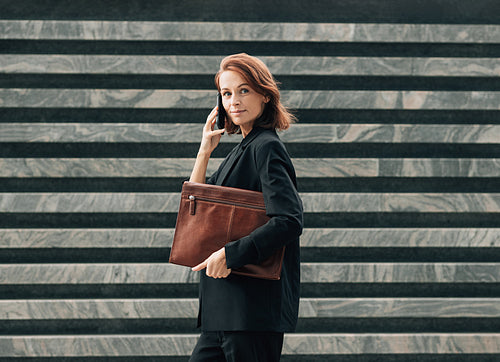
192;247;231;278
198;106;225;156
189;107;226;183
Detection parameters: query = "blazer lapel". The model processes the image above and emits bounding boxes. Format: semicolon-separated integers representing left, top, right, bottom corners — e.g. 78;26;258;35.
216;143;243;186
216;127;263;186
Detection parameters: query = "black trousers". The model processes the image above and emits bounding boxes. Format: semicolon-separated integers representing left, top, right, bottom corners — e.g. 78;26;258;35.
189;331;284;362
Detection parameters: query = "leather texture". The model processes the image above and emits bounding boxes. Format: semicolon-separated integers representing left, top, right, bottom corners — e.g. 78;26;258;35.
170;181;285;280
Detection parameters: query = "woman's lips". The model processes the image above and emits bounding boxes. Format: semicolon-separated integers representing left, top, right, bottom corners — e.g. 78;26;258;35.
231;110;245;115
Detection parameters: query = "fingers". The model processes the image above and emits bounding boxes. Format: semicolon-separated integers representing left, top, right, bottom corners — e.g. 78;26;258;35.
191;260;207;272
212;128;225;136
191;249;231;278
207;266;231;279
204;106;218;131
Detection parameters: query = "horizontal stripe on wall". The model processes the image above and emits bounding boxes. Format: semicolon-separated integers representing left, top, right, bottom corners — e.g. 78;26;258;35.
0;192;499;213
1;298;499;320
3;108;499;125
1;158;499;178
2;55;499;77
3;40;500;58
0;333;499;356
2;21;500;43
1;263;498;284
0;124;498;144
1;0;500;24
1;228;498;248
2;89;500;109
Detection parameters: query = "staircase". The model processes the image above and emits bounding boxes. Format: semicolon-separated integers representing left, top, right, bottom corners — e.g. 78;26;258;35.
0;1;499;360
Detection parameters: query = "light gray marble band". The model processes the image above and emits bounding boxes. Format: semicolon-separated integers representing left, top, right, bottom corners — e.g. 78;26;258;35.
0;334;198;357
1;228;498;249
0;299;198;320
0;263;199;285
2;297;499;320
0;333;499;356
283;333;500;355
2;89;500;109
2;55;499;77
0;192;498;213
1;123;499;144
375;158;500;177
299;192;500;213
1;20;499;43
284;90;500;110
0;158;221;177
1;158;499;178
300;228;500;247
1;263;498;284
0;228;175;248
299;298;500;318
300;263;500;283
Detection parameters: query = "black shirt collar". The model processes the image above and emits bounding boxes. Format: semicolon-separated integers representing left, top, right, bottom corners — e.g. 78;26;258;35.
240;127;266;149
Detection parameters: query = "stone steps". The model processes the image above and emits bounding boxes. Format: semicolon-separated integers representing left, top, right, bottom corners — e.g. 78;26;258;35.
0;192;499;212
2;89;500;109
0;124;498;143
0;263;498;285
2;55;499;76
1;158;499;178
1;2;499;359
0;333;498;358
1;228;498;248
1;20;499;43
3;298;500;320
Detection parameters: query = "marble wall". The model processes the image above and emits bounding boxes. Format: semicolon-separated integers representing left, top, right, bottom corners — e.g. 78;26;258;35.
1;13;499;361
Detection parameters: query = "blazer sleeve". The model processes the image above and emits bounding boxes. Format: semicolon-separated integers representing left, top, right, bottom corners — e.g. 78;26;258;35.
225;138;303;269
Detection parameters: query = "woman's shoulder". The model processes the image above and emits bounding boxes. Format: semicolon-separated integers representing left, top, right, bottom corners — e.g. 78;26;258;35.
252;128;282;147
252;128;290;159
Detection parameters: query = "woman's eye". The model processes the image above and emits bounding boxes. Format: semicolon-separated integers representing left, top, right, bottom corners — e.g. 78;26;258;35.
240;89;249;94
223;92;231;97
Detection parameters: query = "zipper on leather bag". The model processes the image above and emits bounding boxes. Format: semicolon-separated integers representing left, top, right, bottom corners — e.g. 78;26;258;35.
188;195;265;215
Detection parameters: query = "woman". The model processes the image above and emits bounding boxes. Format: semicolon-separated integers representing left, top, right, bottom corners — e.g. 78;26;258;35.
188;53;303;362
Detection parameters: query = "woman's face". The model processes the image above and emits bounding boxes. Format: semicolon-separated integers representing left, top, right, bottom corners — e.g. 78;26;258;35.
219;70;268;137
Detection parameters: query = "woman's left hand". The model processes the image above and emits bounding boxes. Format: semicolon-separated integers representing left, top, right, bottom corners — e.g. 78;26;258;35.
192;247;231;278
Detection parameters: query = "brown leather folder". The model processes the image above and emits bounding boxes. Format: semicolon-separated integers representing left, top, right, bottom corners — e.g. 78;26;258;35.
169;181;285;280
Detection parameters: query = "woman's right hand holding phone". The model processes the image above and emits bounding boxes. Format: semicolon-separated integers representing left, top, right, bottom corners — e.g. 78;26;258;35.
199;106;225;157
189;107;225;183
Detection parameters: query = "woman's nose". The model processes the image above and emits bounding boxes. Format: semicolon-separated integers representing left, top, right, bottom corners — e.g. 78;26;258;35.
230;95;240;105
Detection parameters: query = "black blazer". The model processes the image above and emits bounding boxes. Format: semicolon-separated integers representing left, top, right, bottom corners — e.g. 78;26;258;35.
198;126;303;332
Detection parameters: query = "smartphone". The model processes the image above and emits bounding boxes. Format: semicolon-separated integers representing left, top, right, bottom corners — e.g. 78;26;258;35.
216;93;226;130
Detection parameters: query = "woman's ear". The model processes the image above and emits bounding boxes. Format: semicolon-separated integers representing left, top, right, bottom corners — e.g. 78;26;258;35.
264;95;271;103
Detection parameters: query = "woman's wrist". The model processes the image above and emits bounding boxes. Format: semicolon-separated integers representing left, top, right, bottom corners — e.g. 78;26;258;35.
196;149;212;159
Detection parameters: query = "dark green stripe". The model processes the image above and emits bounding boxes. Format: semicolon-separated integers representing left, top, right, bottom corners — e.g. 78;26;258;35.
2;247;498;264
2;40;500;57
298;178;500;193
304;212;500;227
1;283;497;299
0;178;498;193
300;283;500;298
2;108;499;124
0;319;198;335
0;143;498;158
1;0;499;23
300;247;500;263
0;318;498;335
3;74;500;91
0;213;498;228
296;318;500;333
0;284;198;299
